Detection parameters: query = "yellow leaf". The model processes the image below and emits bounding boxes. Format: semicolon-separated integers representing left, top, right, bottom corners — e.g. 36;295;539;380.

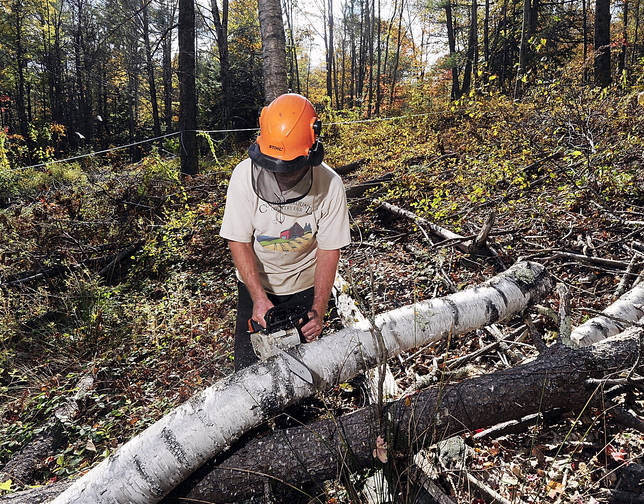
0;479;11;491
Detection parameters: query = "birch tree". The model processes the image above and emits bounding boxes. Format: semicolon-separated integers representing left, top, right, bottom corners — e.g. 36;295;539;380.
45;261;551;504
571;283;644;346
169;330;644;503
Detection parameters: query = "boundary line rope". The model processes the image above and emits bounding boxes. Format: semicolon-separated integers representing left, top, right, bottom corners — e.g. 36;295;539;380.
7;111;451;172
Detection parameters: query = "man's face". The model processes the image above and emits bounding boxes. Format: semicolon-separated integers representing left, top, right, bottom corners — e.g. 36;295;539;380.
274;166;311;191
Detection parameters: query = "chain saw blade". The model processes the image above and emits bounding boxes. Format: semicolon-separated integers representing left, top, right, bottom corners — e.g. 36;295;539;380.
277;348;313;384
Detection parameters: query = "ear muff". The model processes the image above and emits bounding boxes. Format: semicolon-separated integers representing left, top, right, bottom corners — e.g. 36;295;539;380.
308;140;324;166
313;119;322;137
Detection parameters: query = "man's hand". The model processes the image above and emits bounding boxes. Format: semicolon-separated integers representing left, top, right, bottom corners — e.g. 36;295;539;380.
301;309;324;342
251;298;274;329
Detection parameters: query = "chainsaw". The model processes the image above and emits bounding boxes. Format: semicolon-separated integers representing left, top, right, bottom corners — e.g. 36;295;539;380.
248;299;314;383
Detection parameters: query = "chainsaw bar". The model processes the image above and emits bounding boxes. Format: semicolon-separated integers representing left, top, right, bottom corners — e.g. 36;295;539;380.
277;348;314;384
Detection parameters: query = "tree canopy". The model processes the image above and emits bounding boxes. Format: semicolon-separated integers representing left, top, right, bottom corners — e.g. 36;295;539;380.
0;0;642;167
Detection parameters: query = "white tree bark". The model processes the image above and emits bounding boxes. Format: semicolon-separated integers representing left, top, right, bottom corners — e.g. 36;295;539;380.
48;261;551;504
570;283;644;347
332;274;398;403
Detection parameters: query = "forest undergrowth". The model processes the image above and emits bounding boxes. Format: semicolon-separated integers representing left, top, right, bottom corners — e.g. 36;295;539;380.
0;80;644;503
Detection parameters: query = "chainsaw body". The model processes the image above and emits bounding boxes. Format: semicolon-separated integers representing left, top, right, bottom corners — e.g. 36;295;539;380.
248;299;310;360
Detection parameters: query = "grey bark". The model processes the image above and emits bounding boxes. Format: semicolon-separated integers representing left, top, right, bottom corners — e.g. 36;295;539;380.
594;0;612;88
165;331;644;503
178;0;198;175
257;0;288;102
30;262;551;504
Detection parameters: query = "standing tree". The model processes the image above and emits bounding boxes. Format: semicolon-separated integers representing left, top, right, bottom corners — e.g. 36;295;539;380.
160;0;176;132
444;0;460;100
211;0;231;126
178;0;198;175
594;0;611;87
326;0;335;104
139;0;162;140
461;0;478;96
257;0;288;101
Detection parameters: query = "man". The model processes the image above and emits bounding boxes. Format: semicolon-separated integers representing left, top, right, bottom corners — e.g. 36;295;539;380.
220;93;351;371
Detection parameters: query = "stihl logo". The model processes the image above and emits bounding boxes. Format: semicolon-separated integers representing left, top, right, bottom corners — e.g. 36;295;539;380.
269;144;283;151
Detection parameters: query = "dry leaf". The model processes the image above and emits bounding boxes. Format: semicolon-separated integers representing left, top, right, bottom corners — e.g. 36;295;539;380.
546;480;565;498
605;444;627;462
373;435;388;463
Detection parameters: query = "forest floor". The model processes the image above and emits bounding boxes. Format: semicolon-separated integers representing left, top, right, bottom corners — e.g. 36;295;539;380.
1;82;644;503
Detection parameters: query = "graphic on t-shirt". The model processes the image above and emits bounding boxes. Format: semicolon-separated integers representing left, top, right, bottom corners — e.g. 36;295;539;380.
256;222;313;252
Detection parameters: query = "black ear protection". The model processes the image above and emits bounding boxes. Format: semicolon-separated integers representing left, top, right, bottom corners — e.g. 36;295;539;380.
313;119;322;137
308;139;324;166
306;118;324;166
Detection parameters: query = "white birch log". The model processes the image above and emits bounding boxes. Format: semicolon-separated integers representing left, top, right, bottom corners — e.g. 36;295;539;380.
48;261;551;504
332;275;399;403
570;283;644;347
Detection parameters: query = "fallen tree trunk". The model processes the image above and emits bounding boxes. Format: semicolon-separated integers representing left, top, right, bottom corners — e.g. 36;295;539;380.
571;283;644;346
43;261;550;504
345;173;393;198
375;200;495;256
0;376;94;487
165;331;643;503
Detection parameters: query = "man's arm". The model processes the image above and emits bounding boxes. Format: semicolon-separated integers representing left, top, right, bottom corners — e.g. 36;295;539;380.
300;248;341;342
227;240;274;327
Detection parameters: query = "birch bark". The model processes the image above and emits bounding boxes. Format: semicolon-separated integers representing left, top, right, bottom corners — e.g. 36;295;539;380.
169;330;642;503
48;261;551;504
571;283;644;346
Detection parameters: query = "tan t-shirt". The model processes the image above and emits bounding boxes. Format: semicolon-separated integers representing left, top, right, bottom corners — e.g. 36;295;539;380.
220;159;351;295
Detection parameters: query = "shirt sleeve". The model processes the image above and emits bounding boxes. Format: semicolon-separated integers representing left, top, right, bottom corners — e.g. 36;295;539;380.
316;169;351;250
219;160;255;243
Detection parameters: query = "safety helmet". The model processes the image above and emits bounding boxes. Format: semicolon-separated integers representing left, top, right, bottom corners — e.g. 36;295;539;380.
248;93;324;174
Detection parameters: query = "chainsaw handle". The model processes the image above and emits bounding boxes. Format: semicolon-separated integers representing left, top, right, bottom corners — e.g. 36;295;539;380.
247;319;264;333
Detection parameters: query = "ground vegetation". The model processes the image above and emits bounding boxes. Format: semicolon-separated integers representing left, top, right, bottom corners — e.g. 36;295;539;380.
0;73;644;502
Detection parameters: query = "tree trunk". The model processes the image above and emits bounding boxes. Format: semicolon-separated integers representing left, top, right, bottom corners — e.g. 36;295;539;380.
211;0;230;125
445;0;460;101
282;0;300;93
45;262;551;504
514;0;531;98
461;0;478;96
388;0;404;108
257;0;288;102
571;283;644;346
141;0;162;140
161;0;175;132
0;377;94;487
167;331;643;503
594;0;611;88
178;0;198;175
13;0;30;139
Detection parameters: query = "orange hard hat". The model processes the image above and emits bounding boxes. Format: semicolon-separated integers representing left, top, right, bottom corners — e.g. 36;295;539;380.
249;93;323;173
